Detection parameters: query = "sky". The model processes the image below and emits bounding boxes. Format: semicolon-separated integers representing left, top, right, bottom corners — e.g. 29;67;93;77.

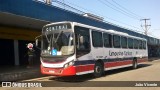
39;0;160;38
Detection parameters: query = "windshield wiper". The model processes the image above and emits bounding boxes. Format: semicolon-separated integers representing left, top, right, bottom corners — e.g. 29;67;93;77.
45;32;50;43
50;31;63;51
55;31;63;43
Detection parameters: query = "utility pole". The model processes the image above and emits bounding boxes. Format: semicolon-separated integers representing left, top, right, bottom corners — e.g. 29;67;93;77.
140;18;151;35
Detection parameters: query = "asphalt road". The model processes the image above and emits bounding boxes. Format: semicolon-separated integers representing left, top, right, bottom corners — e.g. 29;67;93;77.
1;59;160;90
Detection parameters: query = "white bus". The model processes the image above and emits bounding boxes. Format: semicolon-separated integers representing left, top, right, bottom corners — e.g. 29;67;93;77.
36;21;148;77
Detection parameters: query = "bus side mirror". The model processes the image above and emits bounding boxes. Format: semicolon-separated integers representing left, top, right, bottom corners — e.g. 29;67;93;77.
35;39;38;46
35;35;42;47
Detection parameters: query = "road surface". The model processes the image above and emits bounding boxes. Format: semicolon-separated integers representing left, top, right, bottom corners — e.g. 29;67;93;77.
1;59;160;90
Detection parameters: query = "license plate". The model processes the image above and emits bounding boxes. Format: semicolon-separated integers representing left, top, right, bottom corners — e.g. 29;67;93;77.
49;70;55;73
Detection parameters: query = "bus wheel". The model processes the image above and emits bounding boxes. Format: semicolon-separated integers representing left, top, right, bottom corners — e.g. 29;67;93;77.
132;59;138;69
94;62;104;77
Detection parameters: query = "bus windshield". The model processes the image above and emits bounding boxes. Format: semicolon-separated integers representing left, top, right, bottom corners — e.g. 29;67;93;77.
41;31;74;56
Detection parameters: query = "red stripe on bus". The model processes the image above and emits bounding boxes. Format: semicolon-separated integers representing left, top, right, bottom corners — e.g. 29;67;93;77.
75;64;94;73
137;58;148;63
104;60;132;68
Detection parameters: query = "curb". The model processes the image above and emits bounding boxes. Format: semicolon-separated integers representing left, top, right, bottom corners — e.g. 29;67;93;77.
0;70;45;81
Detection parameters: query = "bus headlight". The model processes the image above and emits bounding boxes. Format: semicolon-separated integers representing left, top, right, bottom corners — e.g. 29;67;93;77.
64;64;69;68
64;60;74;68
69;61;74;66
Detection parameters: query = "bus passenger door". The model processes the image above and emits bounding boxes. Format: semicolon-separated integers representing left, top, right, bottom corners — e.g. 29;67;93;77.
74;26;92;60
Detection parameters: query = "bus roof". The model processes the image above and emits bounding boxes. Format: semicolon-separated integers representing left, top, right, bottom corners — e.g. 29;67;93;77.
45;21;147;41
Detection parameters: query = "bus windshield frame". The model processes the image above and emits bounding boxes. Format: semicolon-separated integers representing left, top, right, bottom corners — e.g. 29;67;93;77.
41;23;75;57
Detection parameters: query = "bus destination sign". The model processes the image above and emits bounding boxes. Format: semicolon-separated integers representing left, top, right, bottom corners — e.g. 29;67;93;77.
44;23;71;32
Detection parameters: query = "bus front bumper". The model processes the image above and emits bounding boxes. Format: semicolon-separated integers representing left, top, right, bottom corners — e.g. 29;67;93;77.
40;65;76;76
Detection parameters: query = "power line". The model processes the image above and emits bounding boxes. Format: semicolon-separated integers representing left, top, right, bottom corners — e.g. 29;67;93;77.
111;0;145;19
103;0;140;20
39;0;143;31
44;0;142;32
151;29;160;31
64;0;142;31
52;0;85;14
36;0;158;37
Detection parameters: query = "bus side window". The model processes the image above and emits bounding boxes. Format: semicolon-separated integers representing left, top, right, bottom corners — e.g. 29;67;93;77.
103;33;112;47
92;31;103;47
133;39;139;49
128;38;133;49
113;35;120;48
143;41;146;49
139;40;143;49
121;36;127;48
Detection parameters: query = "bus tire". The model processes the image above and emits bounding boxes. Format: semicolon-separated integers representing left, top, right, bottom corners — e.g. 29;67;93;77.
132;59;138;69
94;62;104;77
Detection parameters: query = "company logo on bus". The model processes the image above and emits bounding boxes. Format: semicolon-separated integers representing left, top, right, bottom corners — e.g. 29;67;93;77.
45;23;71;32
109;51;132;56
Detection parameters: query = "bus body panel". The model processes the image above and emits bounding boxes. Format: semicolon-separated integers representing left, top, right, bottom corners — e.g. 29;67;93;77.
39;21;148;76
